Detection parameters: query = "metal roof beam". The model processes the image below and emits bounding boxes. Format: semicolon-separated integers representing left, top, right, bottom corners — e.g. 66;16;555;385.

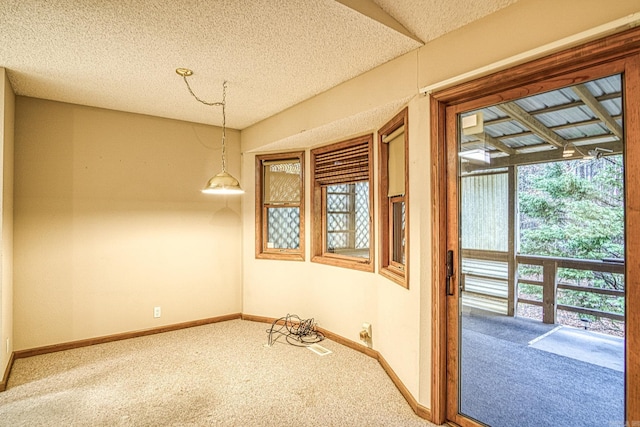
463;140;623;173
473;132;517;155
572;84;624;139
497;102;568;149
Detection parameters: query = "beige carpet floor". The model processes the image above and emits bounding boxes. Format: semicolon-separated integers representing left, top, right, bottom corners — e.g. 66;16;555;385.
0;319;436;426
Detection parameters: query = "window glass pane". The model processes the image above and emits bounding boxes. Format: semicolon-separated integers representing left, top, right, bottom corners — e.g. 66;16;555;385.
461;173;508;251
264;160;301;204
392;200;405;264
326;182;369;258
518;158;624;259
267;207;300;249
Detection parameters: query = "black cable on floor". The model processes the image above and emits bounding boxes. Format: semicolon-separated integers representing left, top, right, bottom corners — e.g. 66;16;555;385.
266;314;325;347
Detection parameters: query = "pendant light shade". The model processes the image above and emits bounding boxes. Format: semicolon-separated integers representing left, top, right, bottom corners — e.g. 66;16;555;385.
176;68;244;195
202;171;244;194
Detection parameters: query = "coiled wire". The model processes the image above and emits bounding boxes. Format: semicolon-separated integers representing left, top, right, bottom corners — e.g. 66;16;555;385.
266;314;325;347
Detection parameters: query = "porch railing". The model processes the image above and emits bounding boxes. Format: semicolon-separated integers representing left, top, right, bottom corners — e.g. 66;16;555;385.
516;254;625;324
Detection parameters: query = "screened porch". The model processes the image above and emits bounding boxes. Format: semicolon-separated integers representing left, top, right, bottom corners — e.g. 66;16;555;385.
459;73;625;337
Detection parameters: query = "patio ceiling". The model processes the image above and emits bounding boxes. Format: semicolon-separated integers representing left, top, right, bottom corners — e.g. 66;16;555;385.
460;74;624;172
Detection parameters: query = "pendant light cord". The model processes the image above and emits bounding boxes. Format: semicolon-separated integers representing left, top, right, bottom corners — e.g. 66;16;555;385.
180;76;228;173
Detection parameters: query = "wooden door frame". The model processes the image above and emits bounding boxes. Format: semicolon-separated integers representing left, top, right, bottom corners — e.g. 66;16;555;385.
431;27;640;426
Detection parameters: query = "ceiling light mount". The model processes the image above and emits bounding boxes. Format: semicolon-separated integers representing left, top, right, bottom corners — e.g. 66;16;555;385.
175;68;193;77
176;68;243;195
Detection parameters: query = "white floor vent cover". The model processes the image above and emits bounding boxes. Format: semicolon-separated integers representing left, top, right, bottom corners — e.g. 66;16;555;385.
307;343;332;356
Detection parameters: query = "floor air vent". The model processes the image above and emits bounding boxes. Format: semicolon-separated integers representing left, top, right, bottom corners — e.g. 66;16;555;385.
307;343;332;356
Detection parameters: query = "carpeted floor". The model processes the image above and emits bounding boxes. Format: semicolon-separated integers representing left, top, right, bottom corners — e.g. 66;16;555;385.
0;319;436;427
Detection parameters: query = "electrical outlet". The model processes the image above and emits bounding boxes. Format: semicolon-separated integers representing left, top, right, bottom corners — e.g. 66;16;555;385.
362;322;372;337
154;306;161;318
360;322;372;345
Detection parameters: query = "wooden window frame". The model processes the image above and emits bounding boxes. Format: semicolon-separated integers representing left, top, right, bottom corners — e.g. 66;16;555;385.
311;134;374;272
379;108;409;287
255;151;305;261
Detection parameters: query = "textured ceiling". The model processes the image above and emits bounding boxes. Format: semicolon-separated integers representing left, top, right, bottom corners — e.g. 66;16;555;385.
0;0;518;130
373;0;518;44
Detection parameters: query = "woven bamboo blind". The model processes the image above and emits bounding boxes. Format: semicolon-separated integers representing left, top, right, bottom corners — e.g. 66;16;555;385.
313;140;370;186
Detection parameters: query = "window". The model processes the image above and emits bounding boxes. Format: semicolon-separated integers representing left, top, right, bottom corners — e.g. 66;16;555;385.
311;134;374;271
255;152;304;260
379;108;409;287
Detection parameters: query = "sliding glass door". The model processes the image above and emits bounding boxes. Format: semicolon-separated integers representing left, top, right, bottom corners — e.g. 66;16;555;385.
431;29;640;426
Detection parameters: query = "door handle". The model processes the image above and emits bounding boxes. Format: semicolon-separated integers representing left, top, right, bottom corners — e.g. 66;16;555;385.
446;250;455;296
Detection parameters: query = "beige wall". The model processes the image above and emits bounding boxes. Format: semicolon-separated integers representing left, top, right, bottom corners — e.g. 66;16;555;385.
240;0;640;409
13;98;242;350
241;94;430;402
418;0;640;89
1;68;15;378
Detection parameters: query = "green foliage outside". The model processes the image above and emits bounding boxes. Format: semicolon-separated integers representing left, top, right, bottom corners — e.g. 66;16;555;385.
517;156;625;318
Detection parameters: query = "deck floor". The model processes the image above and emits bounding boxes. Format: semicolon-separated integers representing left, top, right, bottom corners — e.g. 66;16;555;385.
460;308;624;427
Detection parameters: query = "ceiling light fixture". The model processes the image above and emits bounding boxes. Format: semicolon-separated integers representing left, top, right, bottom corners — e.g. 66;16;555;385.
562;142;576;158
584;146;613;160
458;148;490;164
176;68;244;195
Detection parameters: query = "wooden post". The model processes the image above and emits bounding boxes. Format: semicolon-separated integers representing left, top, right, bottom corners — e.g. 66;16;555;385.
542;260;558;324
507;166;516;317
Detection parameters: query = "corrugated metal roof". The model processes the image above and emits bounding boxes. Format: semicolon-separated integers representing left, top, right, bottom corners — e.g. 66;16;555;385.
459;74;623;171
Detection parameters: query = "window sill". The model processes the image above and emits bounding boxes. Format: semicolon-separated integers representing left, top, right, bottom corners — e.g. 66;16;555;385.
256;251;305;261
380;267;408;288
312;255;374;272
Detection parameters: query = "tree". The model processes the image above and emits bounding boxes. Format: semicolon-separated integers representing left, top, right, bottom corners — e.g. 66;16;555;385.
517;156;624;321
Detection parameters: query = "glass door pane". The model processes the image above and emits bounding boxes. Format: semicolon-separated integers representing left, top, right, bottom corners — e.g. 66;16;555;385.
457;74;625;427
